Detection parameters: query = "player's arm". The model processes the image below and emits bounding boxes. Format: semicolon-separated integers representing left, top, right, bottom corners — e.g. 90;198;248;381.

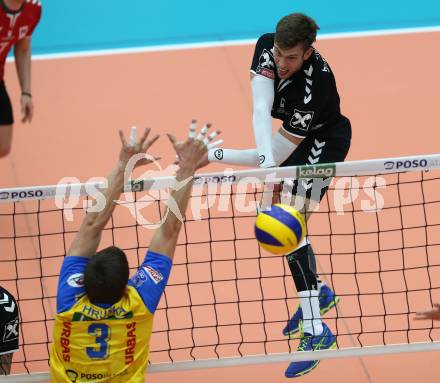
149;123;218;259
0;353;12;375
203;74;296;168
415;303;440;321
67;128;159;258
14;37;33;123
249;34;301;168
250;72;277;167
202;34;298;168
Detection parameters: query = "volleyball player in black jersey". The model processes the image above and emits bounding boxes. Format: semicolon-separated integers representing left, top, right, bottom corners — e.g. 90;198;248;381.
206;13;351;378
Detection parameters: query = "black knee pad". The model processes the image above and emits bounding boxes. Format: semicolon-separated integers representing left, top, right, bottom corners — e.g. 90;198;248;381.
285;244;318;292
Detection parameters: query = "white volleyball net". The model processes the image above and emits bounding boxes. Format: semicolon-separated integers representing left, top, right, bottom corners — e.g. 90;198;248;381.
1;154;440;382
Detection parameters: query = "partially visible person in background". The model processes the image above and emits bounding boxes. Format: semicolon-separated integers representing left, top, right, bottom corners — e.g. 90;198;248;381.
0;0;42;158
0;286;19;375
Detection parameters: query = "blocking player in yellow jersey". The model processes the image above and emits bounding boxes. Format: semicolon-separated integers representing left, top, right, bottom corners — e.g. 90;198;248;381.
50;122;220;382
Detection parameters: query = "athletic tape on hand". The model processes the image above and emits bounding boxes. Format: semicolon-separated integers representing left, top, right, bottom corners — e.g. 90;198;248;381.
196;124;209;141
129;126;137;146
203;130;220;145
188;120;197;139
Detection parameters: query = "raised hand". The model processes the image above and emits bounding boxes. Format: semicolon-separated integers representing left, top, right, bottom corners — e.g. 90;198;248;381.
167;120;221;171
118;127;160;169
415;303;440;321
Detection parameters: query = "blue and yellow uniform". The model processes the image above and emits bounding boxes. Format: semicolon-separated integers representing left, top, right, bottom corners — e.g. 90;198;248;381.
50;251;172;382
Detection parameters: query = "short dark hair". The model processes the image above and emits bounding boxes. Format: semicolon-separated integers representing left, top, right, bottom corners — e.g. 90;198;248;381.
275;13;320;50
84;246;129;305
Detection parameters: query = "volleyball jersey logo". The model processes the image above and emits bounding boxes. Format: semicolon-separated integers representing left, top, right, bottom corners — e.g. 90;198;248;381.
131;268;148;287
143;266;163;284
19;26;29;39
65;369;78;382
67;273;85;288
214;149;223;160
289;109;314;132
3;318;19;342
257;49;275;79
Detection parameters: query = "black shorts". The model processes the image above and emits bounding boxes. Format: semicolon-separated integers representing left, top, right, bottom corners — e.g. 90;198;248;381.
0;287;19;355
281;116;351;202
0;81;14;125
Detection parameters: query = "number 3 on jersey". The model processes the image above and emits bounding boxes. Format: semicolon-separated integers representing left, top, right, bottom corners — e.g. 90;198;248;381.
87;323;110;359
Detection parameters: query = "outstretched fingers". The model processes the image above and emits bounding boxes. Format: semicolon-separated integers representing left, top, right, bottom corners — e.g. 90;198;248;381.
414;313;429;320
167;133;178;150
204;129;221;145
143;132;160;152
119;129;128;148
195;123;210;141
414;304;440;320
138;127;151;146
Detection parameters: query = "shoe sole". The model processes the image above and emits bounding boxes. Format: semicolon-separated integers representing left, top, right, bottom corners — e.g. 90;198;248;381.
286;341;337;378
284;295;340;338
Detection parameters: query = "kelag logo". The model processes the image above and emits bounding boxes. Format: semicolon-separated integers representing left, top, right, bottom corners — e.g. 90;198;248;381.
384;159;428;170
296;164;336;178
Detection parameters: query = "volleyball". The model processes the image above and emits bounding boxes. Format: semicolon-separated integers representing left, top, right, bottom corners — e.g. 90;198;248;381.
255;204;306;254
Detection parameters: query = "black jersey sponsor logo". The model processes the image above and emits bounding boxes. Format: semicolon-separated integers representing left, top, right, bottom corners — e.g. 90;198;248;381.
257;49;275;79
296;164;336;178
214;148;223;160
3;318;19;342
276;97;287;114
289;109;314;132
383;159;428;170
280;98;286;108
314;50;330;72
259;155;265;165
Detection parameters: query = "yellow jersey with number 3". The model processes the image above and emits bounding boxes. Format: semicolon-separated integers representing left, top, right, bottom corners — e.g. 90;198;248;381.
50;252;172;382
